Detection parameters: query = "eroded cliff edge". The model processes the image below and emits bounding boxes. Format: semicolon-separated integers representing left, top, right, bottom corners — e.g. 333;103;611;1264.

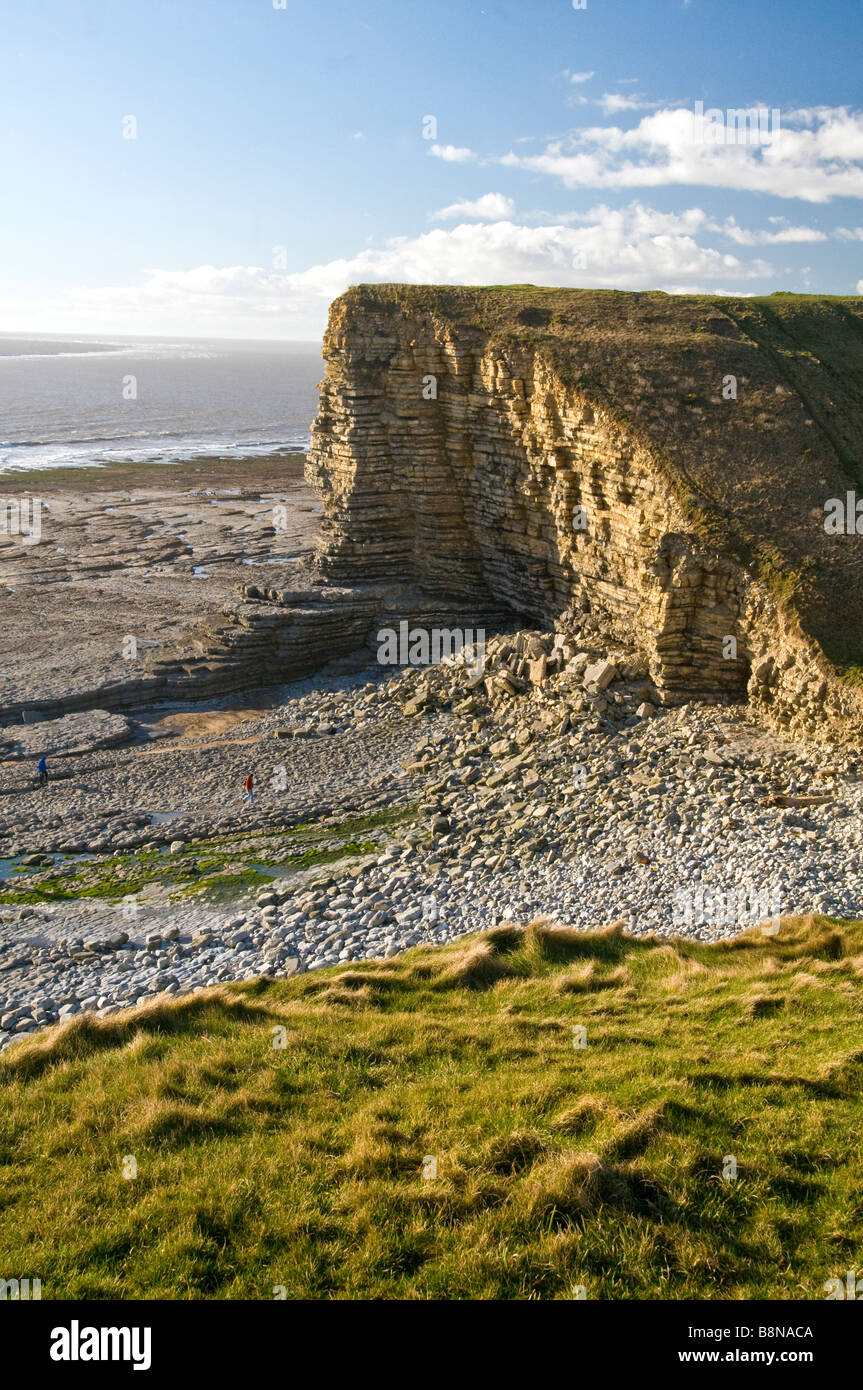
307;284;863;740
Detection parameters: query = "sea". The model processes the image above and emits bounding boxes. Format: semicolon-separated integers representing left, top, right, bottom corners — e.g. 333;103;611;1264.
0;334;323;474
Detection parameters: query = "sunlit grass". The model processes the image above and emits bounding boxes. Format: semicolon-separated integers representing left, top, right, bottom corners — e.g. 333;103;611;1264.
1;914;861;1299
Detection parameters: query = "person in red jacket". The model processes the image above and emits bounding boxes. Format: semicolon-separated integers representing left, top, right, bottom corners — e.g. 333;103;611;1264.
242;772;255;806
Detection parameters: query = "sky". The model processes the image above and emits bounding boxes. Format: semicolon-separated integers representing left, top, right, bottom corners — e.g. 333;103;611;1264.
1;0;862;340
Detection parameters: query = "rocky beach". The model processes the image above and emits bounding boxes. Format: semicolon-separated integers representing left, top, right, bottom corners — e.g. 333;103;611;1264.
2;475;862;1049
4;2;863;1319
3;287;863;1055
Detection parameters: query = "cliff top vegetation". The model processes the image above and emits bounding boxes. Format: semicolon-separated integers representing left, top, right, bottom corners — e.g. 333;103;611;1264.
330;286;863;669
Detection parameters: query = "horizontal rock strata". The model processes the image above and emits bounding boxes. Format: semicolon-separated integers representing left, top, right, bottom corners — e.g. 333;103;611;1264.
308;285;863;740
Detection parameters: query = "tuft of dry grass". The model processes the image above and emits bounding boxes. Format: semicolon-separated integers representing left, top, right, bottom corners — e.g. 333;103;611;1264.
0;913;861;1299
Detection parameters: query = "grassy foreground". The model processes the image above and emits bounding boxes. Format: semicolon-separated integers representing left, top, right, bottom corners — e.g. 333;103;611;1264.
1;915;861;1300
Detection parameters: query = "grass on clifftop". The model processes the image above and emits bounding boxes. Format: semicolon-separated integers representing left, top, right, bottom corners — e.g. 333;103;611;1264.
1;914;861;1300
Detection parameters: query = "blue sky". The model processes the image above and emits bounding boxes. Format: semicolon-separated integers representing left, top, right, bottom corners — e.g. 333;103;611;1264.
1;0;861;338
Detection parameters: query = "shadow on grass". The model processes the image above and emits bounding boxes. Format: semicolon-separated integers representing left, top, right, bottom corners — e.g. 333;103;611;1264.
0;988;276;1083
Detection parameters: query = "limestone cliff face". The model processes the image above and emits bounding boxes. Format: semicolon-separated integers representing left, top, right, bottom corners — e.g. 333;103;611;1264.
308;285;863;739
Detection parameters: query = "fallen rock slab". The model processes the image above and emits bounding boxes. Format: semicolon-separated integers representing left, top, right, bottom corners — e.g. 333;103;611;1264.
0;710;134;759
583;659;619;693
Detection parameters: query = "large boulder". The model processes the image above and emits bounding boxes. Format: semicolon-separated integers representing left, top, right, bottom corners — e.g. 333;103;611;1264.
582;659;619;693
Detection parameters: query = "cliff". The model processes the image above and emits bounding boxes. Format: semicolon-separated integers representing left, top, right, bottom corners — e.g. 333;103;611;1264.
308;284;863;738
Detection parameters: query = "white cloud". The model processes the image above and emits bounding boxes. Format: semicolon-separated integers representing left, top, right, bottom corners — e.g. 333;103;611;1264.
835;226;863;241
0;204;774;339
597;93;661;115
499;105;863;202
568;70;595;84
428;143;476;163
719;216;827;245
858;279;863;292
431;192;515;221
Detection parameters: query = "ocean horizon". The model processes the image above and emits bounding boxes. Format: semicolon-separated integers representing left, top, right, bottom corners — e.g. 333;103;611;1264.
0;333;322;473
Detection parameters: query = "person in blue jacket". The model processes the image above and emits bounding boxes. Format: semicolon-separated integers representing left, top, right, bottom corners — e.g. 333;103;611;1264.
37;755;48;788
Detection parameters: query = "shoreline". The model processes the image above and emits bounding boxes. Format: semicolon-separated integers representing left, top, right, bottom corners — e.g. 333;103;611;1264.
0;452;321;717
0;448;309;493
1;455;861;1056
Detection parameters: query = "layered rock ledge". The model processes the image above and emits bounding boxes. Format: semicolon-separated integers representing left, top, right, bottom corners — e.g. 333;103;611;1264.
307;285;863;740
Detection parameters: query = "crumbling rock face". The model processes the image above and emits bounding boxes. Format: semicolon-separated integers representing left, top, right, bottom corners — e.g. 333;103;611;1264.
0;589;380;723
308;285;863;741
307;296;744;704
